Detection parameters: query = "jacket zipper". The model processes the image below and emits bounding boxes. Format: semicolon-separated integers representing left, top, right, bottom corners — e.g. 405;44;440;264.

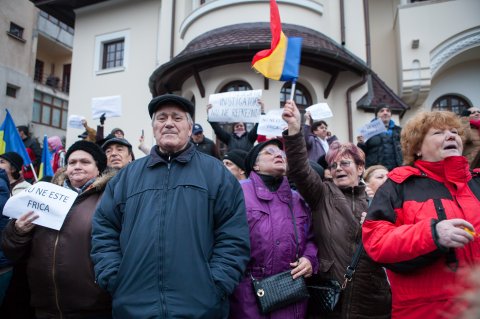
160;156;172;317
52;233;63;319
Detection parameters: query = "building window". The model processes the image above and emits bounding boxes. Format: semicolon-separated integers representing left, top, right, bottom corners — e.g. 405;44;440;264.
280;82;312;114
33;90;68;129
102;40;124;69
94;30;130;74
7;22;25;42
6;84;19;98
34;60;44;83
432;94;471;115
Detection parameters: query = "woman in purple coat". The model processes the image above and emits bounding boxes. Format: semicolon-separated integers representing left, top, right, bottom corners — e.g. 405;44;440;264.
229;139;318;319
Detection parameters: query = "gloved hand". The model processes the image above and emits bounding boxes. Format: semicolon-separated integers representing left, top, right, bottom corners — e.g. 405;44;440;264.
100;113;106;125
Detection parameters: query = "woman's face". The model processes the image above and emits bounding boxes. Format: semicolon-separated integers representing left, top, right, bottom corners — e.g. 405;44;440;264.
365;168;388;195
253;145;287;177
223;159;245;181
66;150;99;188
330;155;364;188
419;127;463;162
0;158;14;182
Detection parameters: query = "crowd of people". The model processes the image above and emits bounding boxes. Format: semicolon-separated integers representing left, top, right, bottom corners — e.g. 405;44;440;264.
0;95;479;319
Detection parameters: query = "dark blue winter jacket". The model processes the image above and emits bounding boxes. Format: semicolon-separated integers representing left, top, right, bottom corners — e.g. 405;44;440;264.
91;143;250;318
0;169;11;268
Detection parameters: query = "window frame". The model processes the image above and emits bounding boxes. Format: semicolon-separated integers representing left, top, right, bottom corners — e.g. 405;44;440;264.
32;90;68;130
94;30;130;75
432;94;471;115
6;84;19;98
7;22;25;42
280;82;312;115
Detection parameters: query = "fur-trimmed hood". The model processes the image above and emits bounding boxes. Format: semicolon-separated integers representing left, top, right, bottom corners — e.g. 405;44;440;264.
52;167;117;193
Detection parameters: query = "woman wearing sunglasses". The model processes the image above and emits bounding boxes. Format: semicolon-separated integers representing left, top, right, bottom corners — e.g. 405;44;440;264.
282;101;391;319
229;139;318;319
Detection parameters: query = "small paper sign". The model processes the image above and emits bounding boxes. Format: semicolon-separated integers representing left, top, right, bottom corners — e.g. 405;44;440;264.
306;103;333;120
68;115;86;129
359;118;387;142
3;182;78;231
208;90;262;123
257;109;288;136
92;95;122;120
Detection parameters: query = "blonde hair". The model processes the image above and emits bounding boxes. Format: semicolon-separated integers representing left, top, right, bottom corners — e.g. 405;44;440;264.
363;165;388;183
401;111;464;165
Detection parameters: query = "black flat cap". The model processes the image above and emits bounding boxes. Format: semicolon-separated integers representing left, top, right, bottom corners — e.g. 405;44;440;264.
148;94;195;118
101;137;132;151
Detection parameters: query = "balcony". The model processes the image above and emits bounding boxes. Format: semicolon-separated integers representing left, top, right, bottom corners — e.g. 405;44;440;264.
37;11;74;48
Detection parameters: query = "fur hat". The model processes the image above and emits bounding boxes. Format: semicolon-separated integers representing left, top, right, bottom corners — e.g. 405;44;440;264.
244;139;283;177
66;140;107;173
0;152;24;172
223;149;248;172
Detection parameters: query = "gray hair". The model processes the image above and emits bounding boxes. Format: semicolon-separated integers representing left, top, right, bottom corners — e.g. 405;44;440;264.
151;111;193;126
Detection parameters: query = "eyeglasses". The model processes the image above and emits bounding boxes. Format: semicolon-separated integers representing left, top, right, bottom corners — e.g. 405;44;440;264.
329;160;352;170
471;110;480;114
259;147;286;158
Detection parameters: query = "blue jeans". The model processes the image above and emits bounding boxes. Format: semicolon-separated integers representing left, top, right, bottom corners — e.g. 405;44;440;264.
0;268;13;304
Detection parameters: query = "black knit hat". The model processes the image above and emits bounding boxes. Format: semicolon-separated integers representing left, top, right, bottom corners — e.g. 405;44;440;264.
148;94;195;118
374;103;391;117
244;139;283;177
66;140;107;173
223;149;248;172
0;152;24;172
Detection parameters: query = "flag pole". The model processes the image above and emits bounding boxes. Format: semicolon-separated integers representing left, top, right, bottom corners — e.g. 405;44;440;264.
30;163;38;182
289;80;297;101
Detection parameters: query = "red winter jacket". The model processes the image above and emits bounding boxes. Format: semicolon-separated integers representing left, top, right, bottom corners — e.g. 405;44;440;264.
363;156;480;319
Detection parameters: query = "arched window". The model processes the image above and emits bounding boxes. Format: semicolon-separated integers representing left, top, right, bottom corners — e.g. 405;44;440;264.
214;81;254;156
280;82;312;114
432;95;471;115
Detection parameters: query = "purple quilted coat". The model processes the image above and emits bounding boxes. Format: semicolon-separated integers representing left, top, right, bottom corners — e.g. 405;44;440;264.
229;172;318;319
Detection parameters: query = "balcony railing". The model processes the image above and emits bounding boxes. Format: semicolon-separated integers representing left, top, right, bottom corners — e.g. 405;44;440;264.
34;71;70;94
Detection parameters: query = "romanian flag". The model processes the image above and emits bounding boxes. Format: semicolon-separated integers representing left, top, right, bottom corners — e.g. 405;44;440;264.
252;0;302;81
0;110;32;166
38;135;53;180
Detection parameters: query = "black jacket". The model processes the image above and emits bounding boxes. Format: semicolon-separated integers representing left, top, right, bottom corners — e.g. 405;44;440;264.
208;122;258;152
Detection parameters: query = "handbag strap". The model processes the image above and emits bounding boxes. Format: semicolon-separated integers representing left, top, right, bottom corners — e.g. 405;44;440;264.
287;201;300;261
341;242;364;289
433;198;458;272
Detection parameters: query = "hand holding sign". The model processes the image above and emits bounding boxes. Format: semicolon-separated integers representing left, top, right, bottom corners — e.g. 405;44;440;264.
358;119;387;142
3;182;79;231
208;90;262;123
305;103;333;120
68;115;86;129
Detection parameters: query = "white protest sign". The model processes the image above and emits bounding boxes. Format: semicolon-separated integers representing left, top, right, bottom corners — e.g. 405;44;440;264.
68;115;86;129
257;109;288;137
91;95;122;120
359;118;387;141
3;182;78;231
306;103;333;120
208;90;262;123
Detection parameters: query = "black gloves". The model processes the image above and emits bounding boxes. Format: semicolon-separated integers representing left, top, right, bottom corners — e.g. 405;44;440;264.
100;113;106;125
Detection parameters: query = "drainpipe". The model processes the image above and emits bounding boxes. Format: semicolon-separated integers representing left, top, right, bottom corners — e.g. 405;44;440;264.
340;0;345;45
363;0;374;106
346;75;367;142
170;0;176;59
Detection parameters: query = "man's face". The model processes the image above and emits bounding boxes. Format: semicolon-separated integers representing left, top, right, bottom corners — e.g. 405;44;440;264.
469;107;480;120
17;129;26;139
191;132;204;143
377;107;392;125
113;130;124;138
233;123;245;134
152;104;192;154
105;144;132;169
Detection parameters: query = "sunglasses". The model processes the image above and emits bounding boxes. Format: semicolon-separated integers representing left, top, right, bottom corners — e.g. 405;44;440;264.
329;160;352;170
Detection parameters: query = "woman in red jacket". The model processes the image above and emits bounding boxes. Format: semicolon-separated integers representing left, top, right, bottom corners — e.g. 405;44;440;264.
363;111;480;319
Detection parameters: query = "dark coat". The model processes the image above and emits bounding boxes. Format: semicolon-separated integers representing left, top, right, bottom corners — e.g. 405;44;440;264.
358;121;402;171
191;136;220;159
283;131;391;319
208;121;258;152
1;170;114;319
91;143;250;319
0;169;11;269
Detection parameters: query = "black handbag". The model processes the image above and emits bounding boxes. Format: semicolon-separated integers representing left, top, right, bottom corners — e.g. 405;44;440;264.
251;202;309;314
307;243;364;314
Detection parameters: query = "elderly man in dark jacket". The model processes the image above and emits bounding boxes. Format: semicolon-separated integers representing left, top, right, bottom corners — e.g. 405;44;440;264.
91;94;250;319
357;103;402;170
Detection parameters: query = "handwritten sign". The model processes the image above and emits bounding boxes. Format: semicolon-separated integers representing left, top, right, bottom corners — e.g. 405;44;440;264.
68;115;86;129
306;103;333;120
257;109;287;137
358;118;387;142
208;90;262;123
92;95;122;120
3;182;78;231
